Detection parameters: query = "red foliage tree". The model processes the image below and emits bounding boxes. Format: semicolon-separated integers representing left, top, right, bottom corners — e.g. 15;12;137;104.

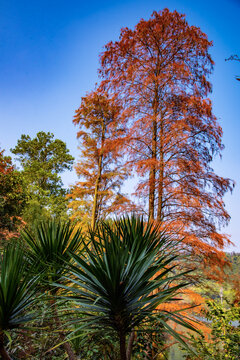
0;149;27;242
100;9;234;270
68;88;134;229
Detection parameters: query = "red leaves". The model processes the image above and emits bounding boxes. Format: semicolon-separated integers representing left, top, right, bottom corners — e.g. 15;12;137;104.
99;9;234;273
0;150;13;175
69;87;133;227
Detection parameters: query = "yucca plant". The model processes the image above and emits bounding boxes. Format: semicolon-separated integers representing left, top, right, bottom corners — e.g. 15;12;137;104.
57;216;198;360
21;220;83;285
21;220;83;360
0;244;40;360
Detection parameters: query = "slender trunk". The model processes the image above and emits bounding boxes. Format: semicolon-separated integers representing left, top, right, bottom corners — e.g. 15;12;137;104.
0;333;12;360
91;120;106;230
126;331;135;360
149;118;157;220
149;80;159;221
157;118;164;222
51;299;77;360
91;158;102;229
119;331;127;360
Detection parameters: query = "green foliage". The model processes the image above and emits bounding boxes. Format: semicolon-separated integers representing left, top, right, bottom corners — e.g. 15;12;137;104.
182;300;240;360
20;220;83;359
0;244;39;330
131;325;167;359
56;216;198;359
5;300;72;359
11;132;74;223
193;279;236;305
0;217;202;359
0;244;41;359
69;329;120;359
11;131;74;194
21;219;83;286
191;252;240;309
21;199;51;227
226;252;240;276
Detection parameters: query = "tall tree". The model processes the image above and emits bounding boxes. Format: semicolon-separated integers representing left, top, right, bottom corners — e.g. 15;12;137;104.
68;88;134;229
11;132;74;222
100;9;234;267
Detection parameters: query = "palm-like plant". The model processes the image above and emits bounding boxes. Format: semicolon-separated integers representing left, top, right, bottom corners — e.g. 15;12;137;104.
21;220;83;285
21;220;83;360
58;216;198;360
0;244;39;360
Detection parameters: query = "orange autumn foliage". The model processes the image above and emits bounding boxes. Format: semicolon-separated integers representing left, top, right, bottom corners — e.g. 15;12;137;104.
68;88;136;228
157;287;211;340
100;9;234;275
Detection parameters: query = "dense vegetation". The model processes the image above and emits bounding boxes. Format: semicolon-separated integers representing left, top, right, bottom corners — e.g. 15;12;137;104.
0;8;239;360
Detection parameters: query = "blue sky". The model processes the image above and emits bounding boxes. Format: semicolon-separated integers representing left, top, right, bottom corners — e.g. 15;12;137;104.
0;0;239;250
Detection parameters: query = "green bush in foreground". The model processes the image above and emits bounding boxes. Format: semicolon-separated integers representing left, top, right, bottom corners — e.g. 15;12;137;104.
56;216;198;360
0;245;39;360
183;300;240;360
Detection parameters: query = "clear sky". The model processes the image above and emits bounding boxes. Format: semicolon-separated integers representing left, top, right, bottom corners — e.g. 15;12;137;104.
0;0;239;250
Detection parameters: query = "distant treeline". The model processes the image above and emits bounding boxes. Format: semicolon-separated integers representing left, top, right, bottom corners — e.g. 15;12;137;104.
226;252;240;275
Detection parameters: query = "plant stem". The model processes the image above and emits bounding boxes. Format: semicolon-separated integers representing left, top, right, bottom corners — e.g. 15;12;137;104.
0;333;12;360
126;331;135;360
119;331;127;360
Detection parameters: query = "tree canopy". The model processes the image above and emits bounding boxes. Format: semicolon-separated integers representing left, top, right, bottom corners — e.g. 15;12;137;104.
0;149;27;241
11;131;74;196
69;88;134;228
11;131;74;222
99;9;234;271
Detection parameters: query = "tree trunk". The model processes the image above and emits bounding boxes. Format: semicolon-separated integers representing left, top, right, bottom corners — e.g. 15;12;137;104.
91;161;102;230
149;118;157;220
119;331;127;360
157;118;164;222
58;332;77;360
0;333;12;360
91;120;105;230
126;331;135;360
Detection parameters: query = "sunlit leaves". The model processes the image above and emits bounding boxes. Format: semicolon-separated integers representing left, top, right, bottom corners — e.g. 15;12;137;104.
100;9;234;272
69;88;134;228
